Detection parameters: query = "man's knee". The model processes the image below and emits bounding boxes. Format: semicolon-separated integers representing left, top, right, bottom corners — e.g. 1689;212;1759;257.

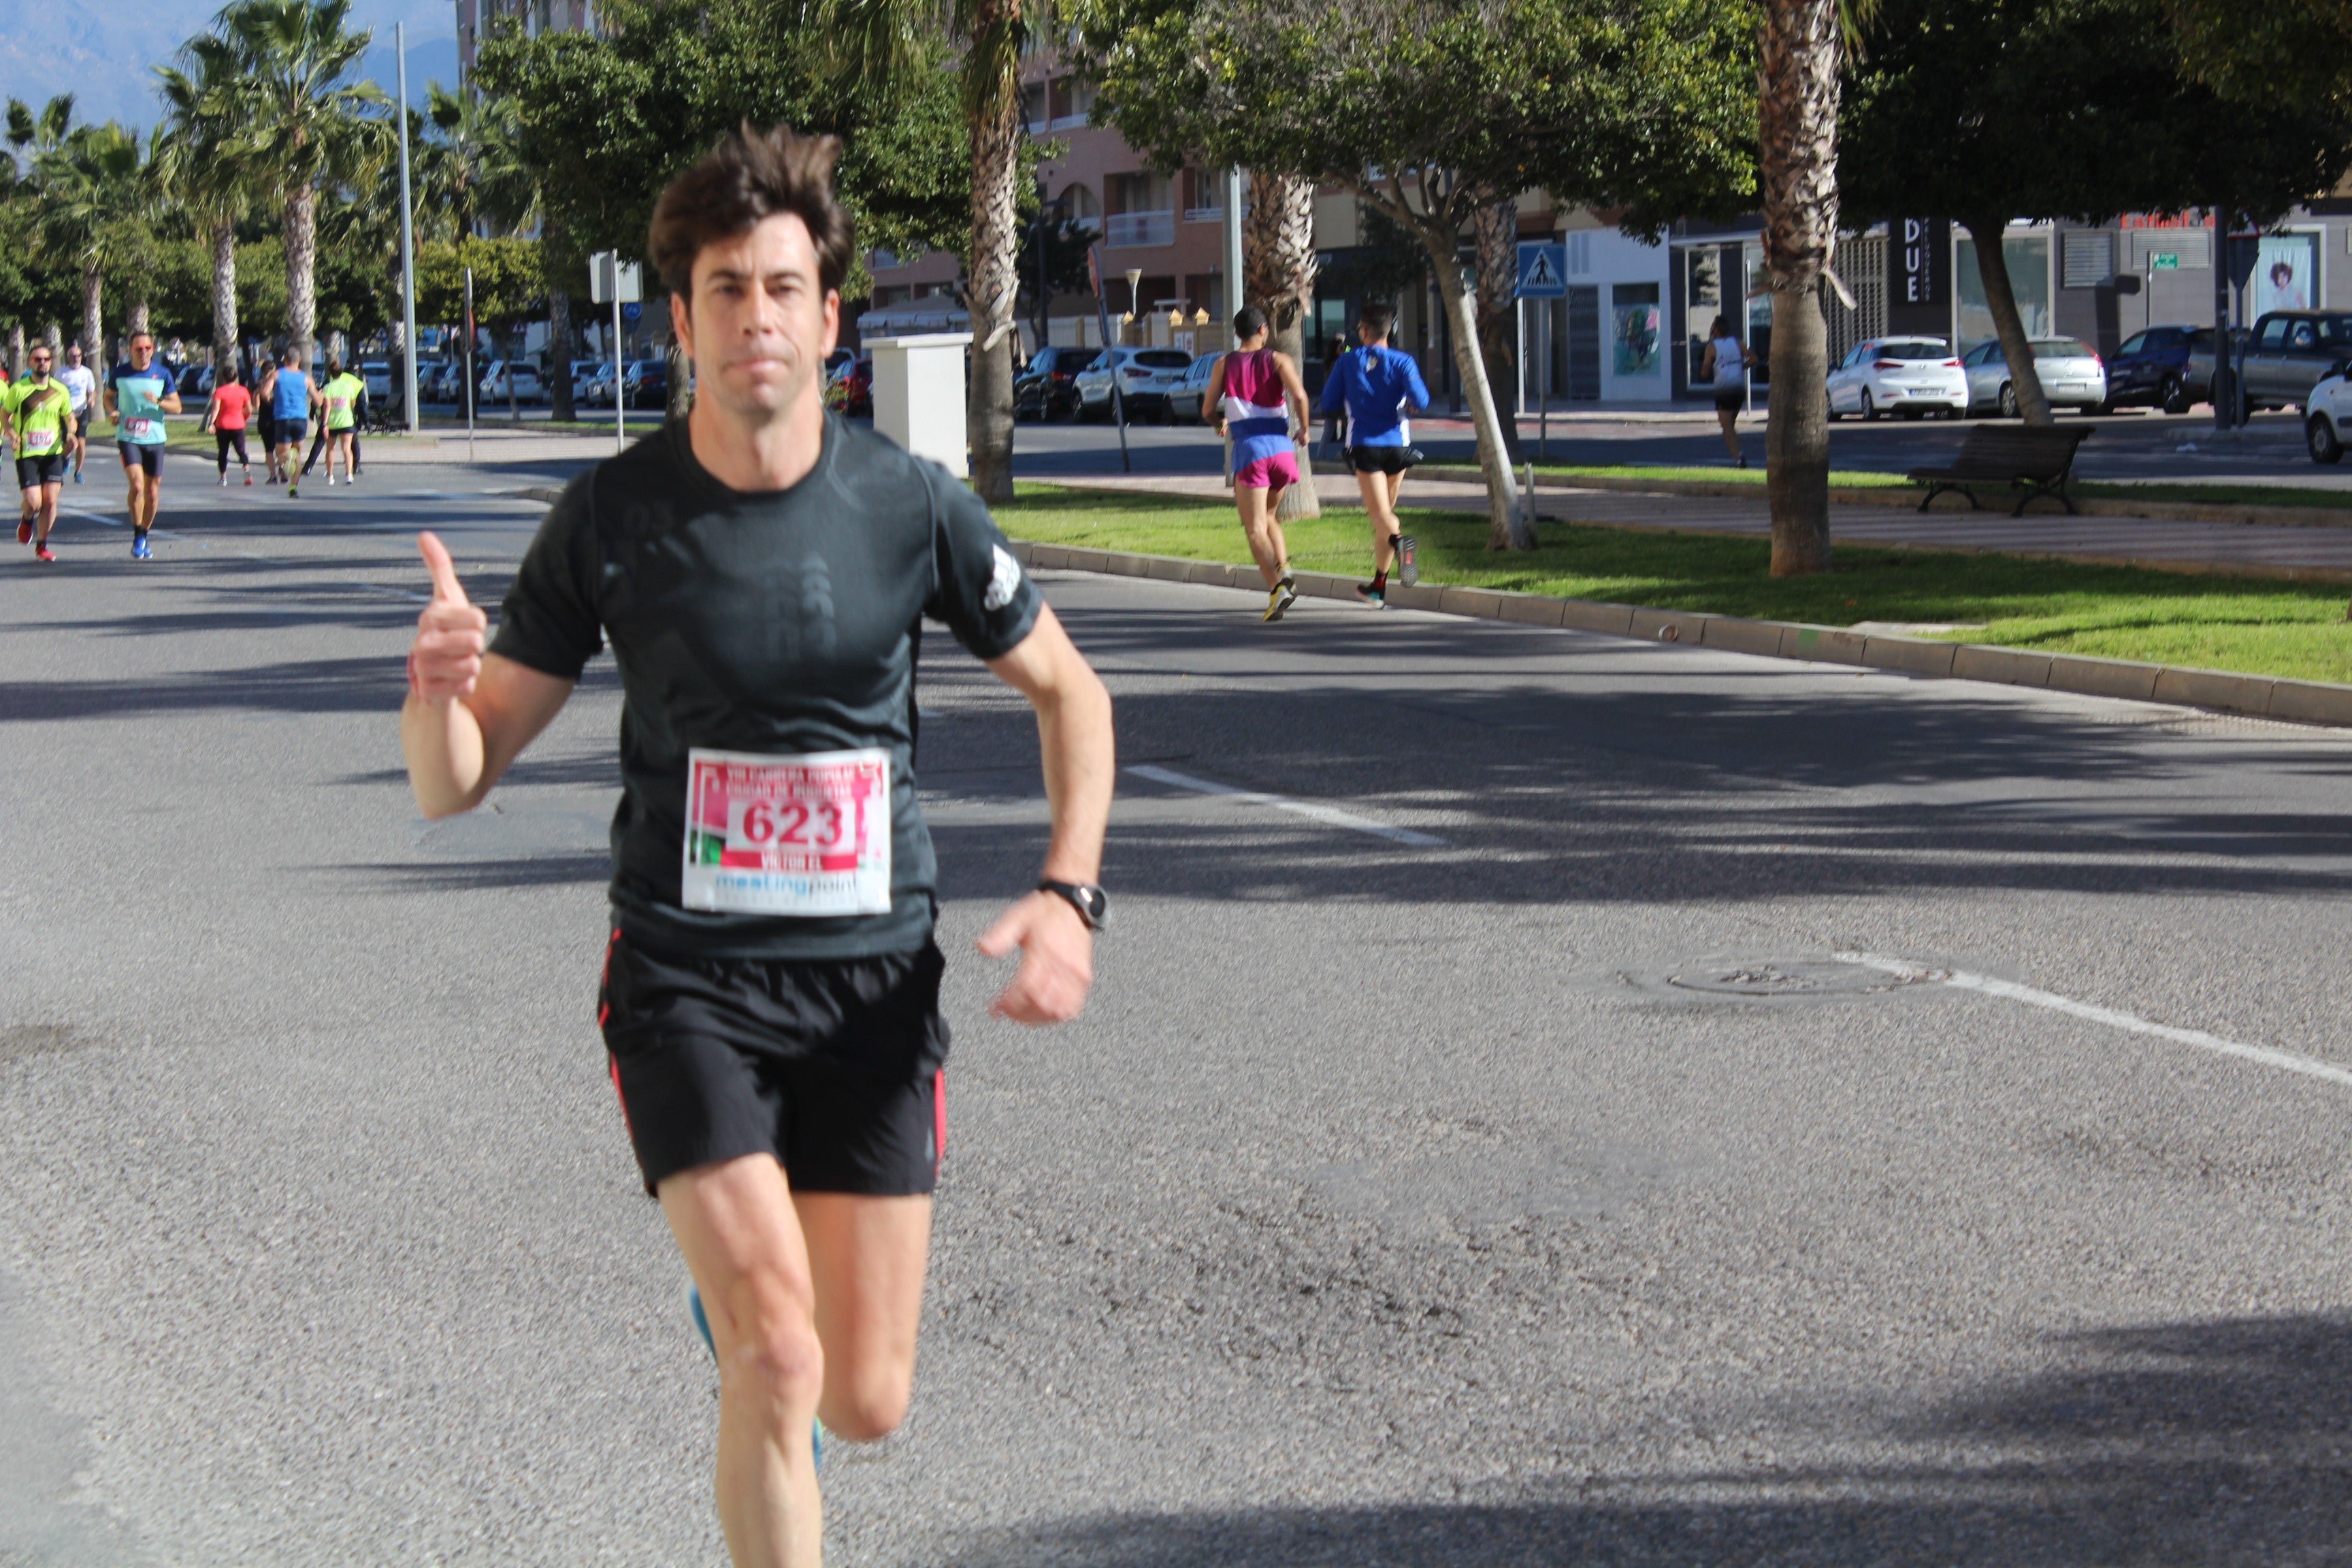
715;1271;826;1415
823;1360;914;1443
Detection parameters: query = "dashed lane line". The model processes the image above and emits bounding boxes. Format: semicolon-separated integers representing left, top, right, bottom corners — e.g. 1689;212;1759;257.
1125;763;1448;848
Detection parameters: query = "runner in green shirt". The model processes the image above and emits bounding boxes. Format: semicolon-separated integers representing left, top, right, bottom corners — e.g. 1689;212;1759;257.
321;359;364;487
5;344;80;562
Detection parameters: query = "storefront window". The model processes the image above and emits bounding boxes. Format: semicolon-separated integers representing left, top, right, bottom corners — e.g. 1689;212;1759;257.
1612;282;1661;376
2256;232;2319;314
1685;248;1721;386
1955;231;2052;354
1744;243;1773;382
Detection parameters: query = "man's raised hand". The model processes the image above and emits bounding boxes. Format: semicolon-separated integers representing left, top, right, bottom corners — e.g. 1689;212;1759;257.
410;531;488;701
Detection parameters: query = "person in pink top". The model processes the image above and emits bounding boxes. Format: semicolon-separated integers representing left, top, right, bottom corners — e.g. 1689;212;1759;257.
1205;306;1311;622
205;373;255;485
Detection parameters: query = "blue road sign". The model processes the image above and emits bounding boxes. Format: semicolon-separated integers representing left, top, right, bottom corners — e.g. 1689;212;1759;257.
622;301;644;321
1516;242;1568;299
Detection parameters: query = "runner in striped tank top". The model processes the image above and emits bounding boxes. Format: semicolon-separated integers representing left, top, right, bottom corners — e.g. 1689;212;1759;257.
1205;306;1311;622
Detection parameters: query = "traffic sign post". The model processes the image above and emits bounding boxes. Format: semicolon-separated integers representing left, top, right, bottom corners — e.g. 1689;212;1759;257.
591;251;644;451
1516;244;1567;459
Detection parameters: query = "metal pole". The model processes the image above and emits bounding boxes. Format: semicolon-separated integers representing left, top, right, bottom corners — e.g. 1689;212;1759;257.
1224;167;1245;326
1538;297;1550;462
2212;203;2233;431
1089;244;1130;474
614;284;625;453
395;23;419;434
463;265;475;463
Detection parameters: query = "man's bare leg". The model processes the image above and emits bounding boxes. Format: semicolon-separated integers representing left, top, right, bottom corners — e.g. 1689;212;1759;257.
36;483;60;543
141;474;161;532
1233;483;1288;587
123;458;143;527
661;1154;932;1568
1355;469;1399;576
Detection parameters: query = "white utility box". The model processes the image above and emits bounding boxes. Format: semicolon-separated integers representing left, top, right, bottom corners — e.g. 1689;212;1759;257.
865;333;968;478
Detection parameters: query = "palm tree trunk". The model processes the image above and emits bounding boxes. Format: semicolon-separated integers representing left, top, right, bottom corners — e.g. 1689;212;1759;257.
964;29;1022;505
284;180;318;366
80;265;103;365
1961;214;2053;425
1758;0;1842;576
44;324;62;361
5;324;20;380
1245;171;1321;521
210;221;240;378
127;300;152;337
1474;197;1526;466
549;286;576;422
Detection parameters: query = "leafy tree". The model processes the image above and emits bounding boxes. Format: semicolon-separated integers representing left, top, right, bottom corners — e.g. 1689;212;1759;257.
1079;0;1753;549
189;0;390;365
1843;0;2352;424
156;46;261;376
2166;0;2352;115
30;121;157;360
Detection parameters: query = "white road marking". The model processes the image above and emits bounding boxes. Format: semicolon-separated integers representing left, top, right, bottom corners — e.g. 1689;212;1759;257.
1838;949;2352;1090
1126;763;1448;847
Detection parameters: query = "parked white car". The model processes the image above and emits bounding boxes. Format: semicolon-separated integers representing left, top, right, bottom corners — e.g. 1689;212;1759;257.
1961;337;2107;416
479;360;542;404
1825;336;1966;420
2302;358;2352;462
1074;346;1196;420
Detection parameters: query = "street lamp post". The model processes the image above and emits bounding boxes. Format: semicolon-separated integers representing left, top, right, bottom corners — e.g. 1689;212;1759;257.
395;21;419;434
1033;169;1054;361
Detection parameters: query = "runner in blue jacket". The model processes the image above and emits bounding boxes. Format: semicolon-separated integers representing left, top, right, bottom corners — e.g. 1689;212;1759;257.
1316;303;1429;607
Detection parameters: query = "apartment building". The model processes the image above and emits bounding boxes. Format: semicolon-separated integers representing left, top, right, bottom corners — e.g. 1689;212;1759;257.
455;0;597;80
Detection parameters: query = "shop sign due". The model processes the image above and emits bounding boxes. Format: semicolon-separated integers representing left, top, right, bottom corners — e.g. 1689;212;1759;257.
1899;218;1947;306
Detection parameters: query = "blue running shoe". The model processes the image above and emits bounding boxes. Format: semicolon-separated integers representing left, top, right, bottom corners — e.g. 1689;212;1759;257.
131;533;151;560
687;1284;823;1465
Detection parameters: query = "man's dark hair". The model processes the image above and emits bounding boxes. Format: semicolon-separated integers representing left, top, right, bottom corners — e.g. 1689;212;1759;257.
1232;304;1267;340
1358;303;1394;341
649;122;854;301
327;356;343;376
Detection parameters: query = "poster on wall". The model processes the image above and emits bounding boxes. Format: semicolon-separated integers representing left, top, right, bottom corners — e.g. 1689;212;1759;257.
2257;233;2317;314
1614;301;1660;376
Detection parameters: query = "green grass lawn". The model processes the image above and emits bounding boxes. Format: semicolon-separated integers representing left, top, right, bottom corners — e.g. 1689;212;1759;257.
998;483;2352;685
1521;462;2352;512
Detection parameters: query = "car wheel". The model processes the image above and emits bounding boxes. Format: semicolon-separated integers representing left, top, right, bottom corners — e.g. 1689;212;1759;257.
2159;374;2191;415
2309;412;2343;464
1860;389;1878;421
1997;382;2020;419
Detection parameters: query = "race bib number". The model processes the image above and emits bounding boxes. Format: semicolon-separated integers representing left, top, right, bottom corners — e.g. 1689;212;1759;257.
681;747;892;917
21;427;58;453
122;416;157;441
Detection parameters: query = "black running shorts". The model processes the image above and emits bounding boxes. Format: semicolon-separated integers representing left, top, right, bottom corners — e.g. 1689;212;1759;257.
116;441;164;477
598;930;951;1197
16;453;65;488
275;419;308;447
1348;444;1416;475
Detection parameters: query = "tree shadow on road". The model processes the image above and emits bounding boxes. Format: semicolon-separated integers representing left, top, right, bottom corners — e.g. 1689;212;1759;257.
933;1313;2352;1567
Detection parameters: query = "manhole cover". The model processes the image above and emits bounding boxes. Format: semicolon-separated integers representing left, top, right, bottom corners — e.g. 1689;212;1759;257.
1665;959;1948;998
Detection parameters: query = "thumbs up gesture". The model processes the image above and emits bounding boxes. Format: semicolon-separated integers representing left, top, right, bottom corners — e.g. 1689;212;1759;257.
410;531;488;701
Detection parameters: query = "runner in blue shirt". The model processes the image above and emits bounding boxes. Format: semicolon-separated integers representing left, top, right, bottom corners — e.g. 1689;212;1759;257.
1316;304;1429;607
260;346;321;499
103;331;183;559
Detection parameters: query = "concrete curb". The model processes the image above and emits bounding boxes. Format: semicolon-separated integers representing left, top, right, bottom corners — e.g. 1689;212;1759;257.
1004;538;2352;730
1411;463;2352;532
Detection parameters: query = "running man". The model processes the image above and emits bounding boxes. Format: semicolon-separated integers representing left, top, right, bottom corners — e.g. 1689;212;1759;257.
1699;314;1748;467
5;344;77;561
56;342;97;483
104;331;182;559
260;348;318;497
1316;303;1429;608
399;125;1113;1568
1204;305;1310;622
204;366;255;485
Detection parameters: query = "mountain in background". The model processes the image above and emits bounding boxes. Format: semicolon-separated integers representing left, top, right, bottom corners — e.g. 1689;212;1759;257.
0;0;453;136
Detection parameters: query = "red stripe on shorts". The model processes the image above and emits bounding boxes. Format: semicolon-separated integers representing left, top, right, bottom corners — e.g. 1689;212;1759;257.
932;1068;947;1178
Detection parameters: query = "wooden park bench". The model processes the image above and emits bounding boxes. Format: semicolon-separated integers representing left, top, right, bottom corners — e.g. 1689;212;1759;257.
1907;425;2093;516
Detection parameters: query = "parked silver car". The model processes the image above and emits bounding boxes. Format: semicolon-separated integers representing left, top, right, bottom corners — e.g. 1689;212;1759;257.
2236;311;2352;413
1074;346;1196;420
1164;351;1225;424
1961;337;2106;416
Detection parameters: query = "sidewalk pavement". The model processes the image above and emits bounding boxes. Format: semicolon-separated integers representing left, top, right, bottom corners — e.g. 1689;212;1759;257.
1052;472;2352;585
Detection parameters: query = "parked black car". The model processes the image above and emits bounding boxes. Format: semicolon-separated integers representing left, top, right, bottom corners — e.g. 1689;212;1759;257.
1013;344;1090;422
625;358;670;410
2102;323;2210;414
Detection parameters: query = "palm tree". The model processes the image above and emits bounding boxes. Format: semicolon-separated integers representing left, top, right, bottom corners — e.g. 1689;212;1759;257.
1242;170;1322;521
821;0;1034;503
30;121;151;365
419;81;538;418
1757;0;1876;576
6;96;84;355
155;51;255;380
190;0;388;365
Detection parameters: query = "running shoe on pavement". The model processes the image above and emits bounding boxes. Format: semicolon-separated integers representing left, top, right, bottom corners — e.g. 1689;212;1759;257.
1263;575;1298;623
16;519;31;546
131;534;151;560
1354;581;1386;608
35;544;54;563
287;483;299;499
1395;534;1418;587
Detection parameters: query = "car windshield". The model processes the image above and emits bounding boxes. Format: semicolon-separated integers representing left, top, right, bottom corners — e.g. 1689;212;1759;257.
1875;340;1949;360
1137;350;1192;369
2031;339;2096;360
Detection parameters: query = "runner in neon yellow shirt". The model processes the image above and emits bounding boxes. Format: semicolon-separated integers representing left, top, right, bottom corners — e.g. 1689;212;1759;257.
321;358;364;487
5;344;80;562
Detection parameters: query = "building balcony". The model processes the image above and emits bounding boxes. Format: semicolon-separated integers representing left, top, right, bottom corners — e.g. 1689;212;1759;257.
1105;210;1175;248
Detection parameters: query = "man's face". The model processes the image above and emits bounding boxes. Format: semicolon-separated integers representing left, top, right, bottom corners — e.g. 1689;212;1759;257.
27;352;50;379
65;346;80;366
130;337;154;370
674;212;839;421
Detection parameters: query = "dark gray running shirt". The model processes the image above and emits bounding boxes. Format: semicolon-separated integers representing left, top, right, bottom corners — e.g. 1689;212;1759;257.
489;414;1043;959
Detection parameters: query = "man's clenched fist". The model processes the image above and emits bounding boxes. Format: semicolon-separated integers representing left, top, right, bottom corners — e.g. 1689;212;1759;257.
410;530;487;701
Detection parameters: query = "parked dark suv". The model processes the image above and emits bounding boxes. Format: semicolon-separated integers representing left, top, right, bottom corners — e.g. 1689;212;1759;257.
2102;323;2209;414
1013;344;1090;422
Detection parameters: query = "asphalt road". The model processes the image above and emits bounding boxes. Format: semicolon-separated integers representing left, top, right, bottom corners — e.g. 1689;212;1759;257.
8;449;2352;1565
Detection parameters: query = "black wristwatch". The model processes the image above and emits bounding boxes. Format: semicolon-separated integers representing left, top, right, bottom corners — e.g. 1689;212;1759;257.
1037;880;1109;931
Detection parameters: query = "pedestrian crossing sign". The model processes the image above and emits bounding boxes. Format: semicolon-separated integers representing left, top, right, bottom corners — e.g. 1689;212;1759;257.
1516;242;1569;298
